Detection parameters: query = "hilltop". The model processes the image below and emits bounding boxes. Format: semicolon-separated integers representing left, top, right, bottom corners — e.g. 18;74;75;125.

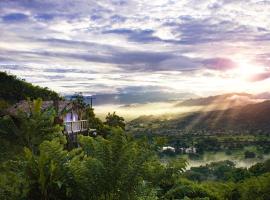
0;72;60;105
128;100;270;135
175;93;260;107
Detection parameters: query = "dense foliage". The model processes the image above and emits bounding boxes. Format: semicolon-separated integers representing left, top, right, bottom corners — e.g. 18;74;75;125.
0;99;62;160
142;134;270;157
105;112;126;130
0;130;159;200
0;72;60;105
0;97;270;199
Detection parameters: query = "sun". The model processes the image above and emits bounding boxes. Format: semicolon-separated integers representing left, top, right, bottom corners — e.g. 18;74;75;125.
232;59;265;80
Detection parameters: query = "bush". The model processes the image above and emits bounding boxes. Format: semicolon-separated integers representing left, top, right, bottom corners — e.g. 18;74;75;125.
244;151;256;159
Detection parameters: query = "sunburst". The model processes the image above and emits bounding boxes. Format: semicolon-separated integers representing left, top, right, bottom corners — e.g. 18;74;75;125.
232;59;265;81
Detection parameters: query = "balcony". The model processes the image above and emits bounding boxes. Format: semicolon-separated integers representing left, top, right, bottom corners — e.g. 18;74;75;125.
64;120;88;134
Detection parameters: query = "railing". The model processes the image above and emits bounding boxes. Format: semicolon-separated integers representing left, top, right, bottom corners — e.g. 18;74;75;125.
64;120;88;134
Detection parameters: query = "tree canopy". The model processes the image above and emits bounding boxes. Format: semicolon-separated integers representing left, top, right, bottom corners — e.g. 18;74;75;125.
0;71;60;105
105;112;125;130
0;97;270;200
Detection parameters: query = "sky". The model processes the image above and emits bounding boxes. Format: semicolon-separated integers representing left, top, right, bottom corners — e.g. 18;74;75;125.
1;0;270;102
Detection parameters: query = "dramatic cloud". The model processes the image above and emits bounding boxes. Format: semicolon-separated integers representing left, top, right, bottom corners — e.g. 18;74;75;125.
0;0;270;97
2;13;29;22
249;72;270;82
202;58;237;71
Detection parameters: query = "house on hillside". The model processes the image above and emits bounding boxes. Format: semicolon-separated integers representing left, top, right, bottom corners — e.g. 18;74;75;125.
6;100;89;136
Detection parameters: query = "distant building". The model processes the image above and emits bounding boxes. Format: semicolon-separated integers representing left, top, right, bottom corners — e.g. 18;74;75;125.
179;147;197;154
162;146;176;152
185;147;197;154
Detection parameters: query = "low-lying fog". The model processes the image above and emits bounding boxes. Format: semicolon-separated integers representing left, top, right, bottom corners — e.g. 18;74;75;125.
93;93;268;120
94;102;202;121
183;152;270;169
94;100;260;121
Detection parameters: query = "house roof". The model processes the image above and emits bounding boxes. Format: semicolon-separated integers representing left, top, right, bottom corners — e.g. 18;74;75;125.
6;100;75;116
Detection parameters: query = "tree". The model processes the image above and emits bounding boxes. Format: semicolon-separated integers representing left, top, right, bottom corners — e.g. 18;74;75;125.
0;137;76;200
0;99;62;153
70;92;87;109
249;159;270;176
0;71;60;104
238;173;270;200
0;99;10;114
0;127;165;200
152;136;168;150
77;127;157;199
85;106;104;134
105;112;125;130
163;179;219;200
195;137;220;153
244;150;256;159
183;160;251;182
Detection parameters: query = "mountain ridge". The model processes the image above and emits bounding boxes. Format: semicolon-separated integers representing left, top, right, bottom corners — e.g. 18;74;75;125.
128;100;270;135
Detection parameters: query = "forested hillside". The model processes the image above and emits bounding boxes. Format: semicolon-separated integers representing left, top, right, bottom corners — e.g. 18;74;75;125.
175;93;255;107
1;98;270;200
0;72;60;105
128;100;270;135
0;74;270;200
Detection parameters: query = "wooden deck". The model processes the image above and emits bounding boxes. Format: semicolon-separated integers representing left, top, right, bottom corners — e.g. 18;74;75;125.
64;120;88;134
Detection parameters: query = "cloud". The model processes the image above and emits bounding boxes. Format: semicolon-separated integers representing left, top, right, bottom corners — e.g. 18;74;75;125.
249;72;270;82
85;85;197;105
166;17;255;45
0;0;270;96
2;13;29;22
156;56;199;71
202;58;237;71
110;15;126;23
43;68;90;74
103;28;166;43
34;14;55;21
254;53;270;67
0;64;32;71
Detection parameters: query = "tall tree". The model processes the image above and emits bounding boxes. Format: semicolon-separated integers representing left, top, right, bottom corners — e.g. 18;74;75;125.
0;98;62;153
105;112;125;130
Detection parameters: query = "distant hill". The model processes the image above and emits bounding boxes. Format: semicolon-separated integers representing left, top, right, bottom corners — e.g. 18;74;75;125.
255;92;270;99
0;72;60;105
175;93;260;108
180;100;270;133
128;100;270;135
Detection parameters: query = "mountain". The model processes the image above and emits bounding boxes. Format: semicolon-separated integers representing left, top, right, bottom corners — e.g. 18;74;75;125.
255;92;270;99
0;71;60;105
128;100;270;135
175;93;260;108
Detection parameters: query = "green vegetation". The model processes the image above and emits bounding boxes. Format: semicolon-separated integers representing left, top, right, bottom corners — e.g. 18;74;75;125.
85;107;105;133
105;112;126;130
1;75;270;200
0;130;156;200
71;93;125;137
145;133;270;159
184;160;251;182
0;71;60;106
244;150;256;159
0;98;62;160
127;100;270;135
0;98;270;200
